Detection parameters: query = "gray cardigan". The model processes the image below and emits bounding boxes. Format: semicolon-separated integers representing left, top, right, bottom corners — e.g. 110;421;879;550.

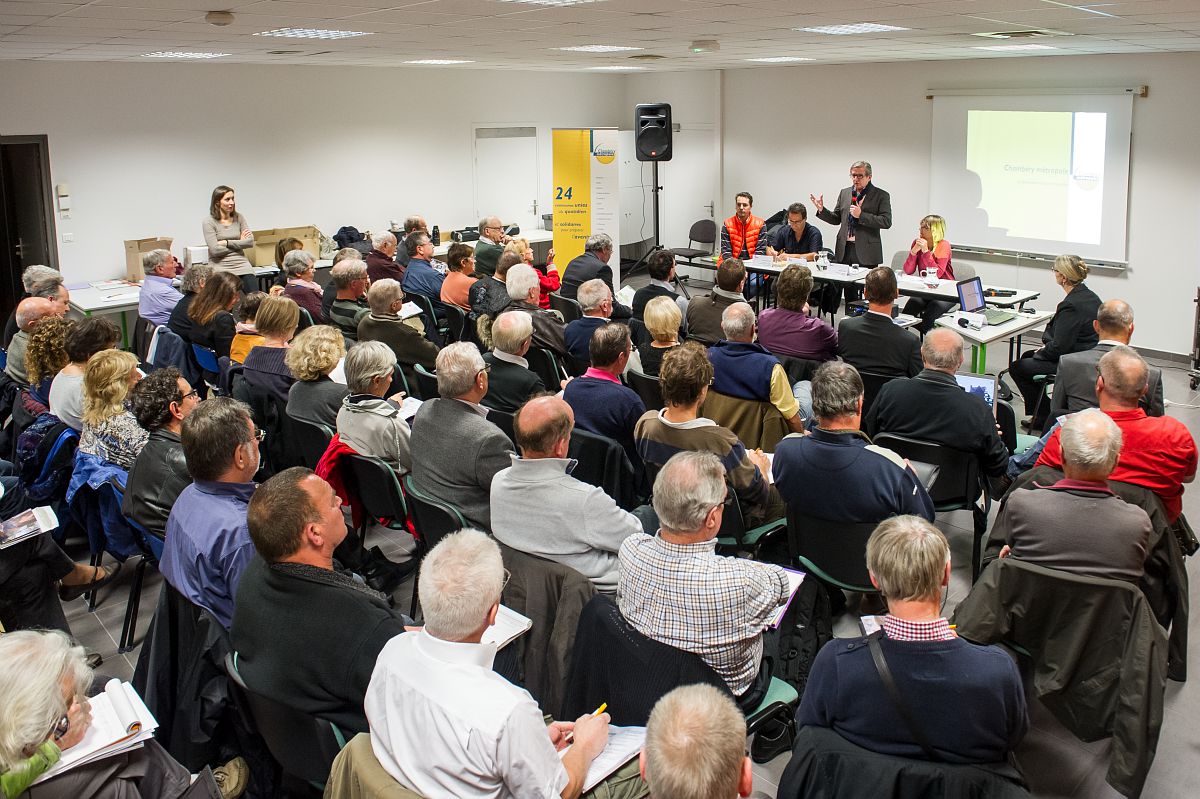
202;213;254;275
287;377;349;430
337;394;412;472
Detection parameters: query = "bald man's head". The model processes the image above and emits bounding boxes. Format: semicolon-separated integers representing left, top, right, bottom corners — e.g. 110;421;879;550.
1095;299;1134;343
15;297;57;331
513;395;574;457
1097;345;1149;408
920;328;964;373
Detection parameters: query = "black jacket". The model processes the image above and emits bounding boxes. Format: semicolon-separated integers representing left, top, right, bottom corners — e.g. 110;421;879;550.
469;276;510;320
864;369;1008;477
837;312;922;378
559;251;632;319
166;292;197;342
1038;282;1102;363
123;428;190;539
480;352;544;414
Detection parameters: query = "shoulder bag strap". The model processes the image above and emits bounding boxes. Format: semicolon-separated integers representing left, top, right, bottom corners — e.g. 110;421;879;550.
864;630;942;762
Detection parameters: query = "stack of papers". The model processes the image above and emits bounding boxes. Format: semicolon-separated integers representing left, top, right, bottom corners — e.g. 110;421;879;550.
767;568;807;629
398;301;423;320
34;680;159;785
481;604;532;650
0;506;58;550
560;725;646;792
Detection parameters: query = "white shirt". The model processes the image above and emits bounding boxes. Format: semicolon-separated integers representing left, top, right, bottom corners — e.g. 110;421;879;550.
366;631;569;799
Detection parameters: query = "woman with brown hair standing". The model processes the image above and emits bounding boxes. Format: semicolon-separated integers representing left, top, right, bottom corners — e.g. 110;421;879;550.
202;184;257;294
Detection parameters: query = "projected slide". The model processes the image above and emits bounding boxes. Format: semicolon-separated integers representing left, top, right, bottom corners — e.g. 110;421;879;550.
966;110;1106;245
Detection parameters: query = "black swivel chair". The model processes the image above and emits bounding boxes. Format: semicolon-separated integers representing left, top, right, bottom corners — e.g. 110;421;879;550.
290;418;333;470
859;370;900;419
525;347;566;391
400;474;470;618
547;292;583;324
626;369;664;411
669;219;718;268
412;364;440;401
786;508;881;595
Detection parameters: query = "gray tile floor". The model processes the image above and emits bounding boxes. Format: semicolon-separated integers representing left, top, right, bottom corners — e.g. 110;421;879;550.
62;291;1200;798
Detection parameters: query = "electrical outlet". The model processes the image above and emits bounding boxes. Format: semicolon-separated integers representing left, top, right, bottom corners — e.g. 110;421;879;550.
62;232;74;243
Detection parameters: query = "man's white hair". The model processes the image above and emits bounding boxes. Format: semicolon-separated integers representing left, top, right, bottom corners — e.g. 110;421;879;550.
493;311;533;355
436;342;486;398
720;302;756;341
367;278;403;315
20;265;58;293
1061;408;1123;477
371;230;397;250
644;684;747;799
505;264;540;303
418;529;505;641
577;279;611;313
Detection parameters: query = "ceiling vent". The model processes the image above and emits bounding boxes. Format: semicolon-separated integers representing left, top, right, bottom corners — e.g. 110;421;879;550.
628;53;666;61
972;29;1070;39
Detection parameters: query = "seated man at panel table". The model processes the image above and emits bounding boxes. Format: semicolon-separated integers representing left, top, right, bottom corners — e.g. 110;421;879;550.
996;409;1152;582
686;257;748;346
159;397;260;629
4;297;61;385
328;260;371;341
837;266;922;378
232;467;413;735
1050;299;1164;421
564;278;613;366
765;201;823;262
631;249;688;325
1036;345;1197;524
123;367;199;539
563;323;646;471
501;264;568;358
797;515;1028;763
138;249;183;326
367;529;644;799
864;327;1008;484
365;230;404;284
491;395;644;594
709;301;806;431
560;233;632;319
640;684;755;799
472;215;510;279
410;343;515;530
481;311;545;414
756;263;838;363
619;451;790;711
773;361;934;524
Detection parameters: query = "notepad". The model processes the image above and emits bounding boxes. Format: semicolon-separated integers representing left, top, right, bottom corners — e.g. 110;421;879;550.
767;568;807;629
481;604;532;650
559;725;646;792
398;301;422;320
34;680;159;784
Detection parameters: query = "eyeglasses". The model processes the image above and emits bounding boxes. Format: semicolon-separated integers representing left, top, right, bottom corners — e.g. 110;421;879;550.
485;226;504;232
850;172;868;179
477;365;492;378
502;568;512;590
180;389;199;401
253;427;266;442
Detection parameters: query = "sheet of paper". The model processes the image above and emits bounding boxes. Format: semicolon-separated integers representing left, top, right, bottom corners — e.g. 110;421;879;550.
398;301;422;320
616;285;636;307
825;262;850;277
560;725;646;792
398;396;423;422
481;604;532;650
767;568;806;629
36;681;158;783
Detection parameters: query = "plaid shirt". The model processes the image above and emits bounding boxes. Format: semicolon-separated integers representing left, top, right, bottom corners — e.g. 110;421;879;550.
882;614;956;642
617;533;790;696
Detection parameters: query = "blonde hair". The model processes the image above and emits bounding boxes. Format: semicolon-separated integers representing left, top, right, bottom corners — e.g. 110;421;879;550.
644;295;682;343
1053;254;1089;285
921;214;946;249
503;239;532;260
285;325;345;381
82;349;139;426
644;684;746;799
254;295;299;339
866;516;949;603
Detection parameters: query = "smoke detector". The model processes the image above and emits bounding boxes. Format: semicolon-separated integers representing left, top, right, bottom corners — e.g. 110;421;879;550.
205;11;235;27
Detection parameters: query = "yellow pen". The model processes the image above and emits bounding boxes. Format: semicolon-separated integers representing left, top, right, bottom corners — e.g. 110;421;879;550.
564;703;608;744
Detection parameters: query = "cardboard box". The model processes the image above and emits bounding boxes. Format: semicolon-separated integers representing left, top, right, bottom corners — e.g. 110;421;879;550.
184;246;209;268
123;237;174;282
247;225;322;268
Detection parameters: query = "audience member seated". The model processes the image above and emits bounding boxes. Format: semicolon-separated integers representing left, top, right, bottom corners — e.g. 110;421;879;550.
123;367;199;539
837;267;921;378
78;349;146;470
564;323;645;464
393;215;426;273
440;242;477;311
756;264;837;362
366;231;403;284
281;249;327;325
228;291;265;364
469;250;520;323
166;263;212;342
864;328;1008;482
773;361;934;523
241;295;300;404
634;343;782;526
366;529;634;799
338;341;412;473
1;528;118;634
635;295;681;377
286;325;349;430
491;395;643;594
160;397;260;629
481;311;545;414
640;684;754;799
4;265;64;347
329;260;371;341
137;248;183;326
410;343;514;530
502;263;568;358
1036;345;1196;523
0;630;243;799
186;270;241;360
619;451;789;709
322;247;366;321
270;236;304;288
564;278;613;366
1051;299;1164;419
686;258;747;345
472;215;509;278
4;297;60;385
49;316;119;431
232;467;413;735
560;233;632;319
358;278;439;391
797;515;1028;763
23;316;72;407
996;409;1151;581
399;231;445;302
506;237;558;309
709;302;806;431
632;249;688;324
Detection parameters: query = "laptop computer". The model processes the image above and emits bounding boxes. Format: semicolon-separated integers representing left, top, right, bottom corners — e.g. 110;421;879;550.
956;276;1016;325
954;371;999;416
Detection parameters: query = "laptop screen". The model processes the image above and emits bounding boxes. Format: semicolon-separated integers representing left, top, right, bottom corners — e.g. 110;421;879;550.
954;372;998;414
956;277;987;314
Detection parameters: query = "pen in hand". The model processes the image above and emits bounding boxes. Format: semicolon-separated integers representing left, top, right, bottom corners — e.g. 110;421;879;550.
563;702;608;744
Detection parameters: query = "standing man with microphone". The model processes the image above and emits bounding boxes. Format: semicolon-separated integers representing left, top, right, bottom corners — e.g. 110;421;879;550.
811;161;893;314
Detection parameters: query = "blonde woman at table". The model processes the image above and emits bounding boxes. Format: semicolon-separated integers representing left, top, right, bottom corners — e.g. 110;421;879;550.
901;214;955;334
202;184;257;295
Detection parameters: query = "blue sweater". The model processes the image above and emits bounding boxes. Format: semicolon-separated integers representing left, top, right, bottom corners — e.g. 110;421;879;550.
564;317;608;365
707;340;778;402
798;634;1028;764
563;373;645;467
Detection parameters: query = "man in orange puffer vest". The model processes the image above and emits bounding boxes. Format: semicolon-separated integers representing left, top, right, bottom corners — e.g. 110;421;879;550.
720;191;766;297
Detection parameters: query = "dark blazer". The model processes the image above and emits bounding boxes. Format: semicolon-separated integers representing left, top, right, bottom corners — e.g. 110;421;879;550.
357;313;440;392
166;292;197;341
837;312;922;378
481;352;545;414
864;369;1009;477
815;183;892;266
560;251;632;319
410;397;514;530
1038;282;1102;363
1051;341;1164;420
188;310;236;359
564;317;608;365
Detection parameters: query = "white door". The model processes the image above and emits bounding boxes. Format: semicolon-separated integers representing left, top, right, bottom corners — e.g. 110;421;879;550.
657;126;717;281
474;126;540;232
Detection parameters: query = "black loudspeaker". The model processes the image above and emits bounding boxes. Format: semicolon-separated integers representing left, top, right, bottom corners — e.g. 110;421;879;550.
634;103;672;162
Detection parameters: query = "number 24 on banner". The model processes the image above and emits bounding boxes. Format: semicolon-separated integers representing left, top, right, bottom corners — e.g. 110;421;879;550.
554;186;574;200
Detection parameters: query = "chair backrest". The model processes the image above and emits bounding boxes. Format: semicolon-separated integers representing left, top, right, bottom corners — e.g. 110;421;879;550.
889;250;909;272
442;303;469;343
688;218;718;247
191;343;221;375
873;432;981;507
566;426;639;510
955;262;978;281
547;292;583;324
786;506;879;593
701;389;788;452
996;398;1018;454
488;408;517;446
401;474;468;548
525;347;565;391
774;354;821;385
412;363;440;401
343;454;408;523
290;417;334;470
859;371;899;419
132;316;155;363
626;369;663;412
224;653;344;787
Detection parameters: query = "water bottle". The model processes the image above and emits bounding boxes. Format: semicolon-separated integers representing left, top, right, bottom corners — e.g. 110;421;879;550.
431;225;440;246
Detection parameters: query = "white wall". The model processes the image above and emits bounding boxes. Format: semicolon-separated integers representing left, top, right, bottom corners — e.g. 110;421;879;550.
0;62;626;283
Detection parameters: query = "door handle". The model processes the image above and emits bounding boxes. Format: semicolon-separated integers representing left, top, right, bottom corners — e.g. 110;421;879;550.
704;203;714;218
13;238;25;258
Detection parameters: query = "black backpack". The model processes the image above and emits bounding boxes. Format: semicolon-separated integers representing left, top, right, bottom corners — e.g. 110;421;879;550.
763;576;833;698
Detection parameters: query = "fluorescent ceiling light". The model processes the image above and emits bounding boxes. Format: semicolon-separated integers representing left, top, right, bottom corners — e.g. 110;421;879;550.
254;28;372;40
405;59;474;64
974;44;1057;51
498;0;604;6
142;51;229;59
745;56;813;63
589;65;644;70
797;23;909;35
556;45;642;53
